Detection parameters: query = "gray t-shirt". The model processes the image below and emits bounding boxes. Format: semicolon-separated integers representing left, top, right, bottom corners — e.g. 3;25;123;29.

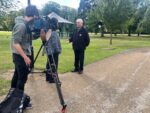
45;31;62;55
11;16;32;56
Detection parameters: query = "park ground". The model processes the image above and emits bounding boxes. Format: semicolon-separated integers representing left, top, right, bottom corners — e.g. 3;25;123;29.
0;32;150;112
0;47;150;113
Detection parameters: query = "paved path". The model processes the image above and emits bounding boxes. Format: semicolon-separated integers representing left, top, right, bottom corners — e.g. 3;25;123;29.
1;48;150;113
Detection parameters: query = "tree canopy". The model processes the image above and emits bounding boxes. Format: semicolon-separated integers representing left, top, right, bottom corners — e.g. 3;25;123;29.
0;0;19;16
78;0;150;44
41;1;77;22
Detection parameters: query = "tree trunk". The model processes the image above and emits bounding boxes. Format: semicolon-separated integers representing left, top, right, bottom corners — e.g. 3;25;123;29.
101;25;104;37
101;32;104;37
110;32;112;45
128;27;131;36
137;32;140;37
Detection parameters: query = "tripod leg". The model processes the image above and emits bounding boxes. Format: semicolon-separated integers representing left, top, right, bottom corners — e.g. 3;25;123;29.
30;46;34;69
45;46;67;113
53;73;67;107
33;44;44;66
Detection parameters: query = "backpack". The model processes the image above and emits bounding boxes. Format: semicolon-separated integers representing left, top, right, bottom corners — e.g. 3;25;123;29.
0;88;30;113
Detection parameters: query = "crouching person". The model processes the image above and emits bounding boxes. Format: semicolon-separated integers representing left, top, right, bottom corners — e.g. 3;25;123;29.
40;18;62;83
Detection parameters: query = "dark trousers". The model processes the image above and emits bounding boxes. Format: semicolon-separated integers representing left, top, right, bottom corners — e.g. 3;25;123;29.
46;53;59;81
11;54;30;91
74;49;85;71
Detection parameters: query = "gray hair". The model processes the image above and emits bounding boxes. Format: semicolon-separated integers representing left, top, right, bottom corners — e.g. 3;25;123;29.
76;18;84;24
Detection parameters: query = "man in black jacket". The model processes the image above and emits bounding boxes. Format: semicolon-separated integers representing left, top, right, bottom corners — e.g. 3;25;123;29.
69;19;90;74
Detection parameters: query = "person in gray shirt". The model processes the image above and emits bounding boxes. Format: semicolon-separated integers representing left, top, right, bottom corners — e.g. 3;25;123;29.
10;5;39;108
41;18;62;83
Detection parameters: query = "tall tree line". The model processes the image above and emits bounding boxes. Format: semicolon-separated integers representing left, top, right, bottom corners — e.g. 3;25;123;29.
0;0;22;30
78;0;150;44
41;1;77;22
0;1;77;31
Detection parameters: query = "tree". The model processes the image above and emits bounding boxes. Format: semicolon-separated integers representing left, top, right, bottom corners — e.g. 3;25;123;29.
42;1;61;15
86;9;105;37
0;9;24;31
61;6;77;22
42;1;77;22
136;0;150;35
104;0;133;44
0;0;20;30
78;0;95;19
86;0;106;36
0;0;19;16
127;0;149;36
137;6;150;34
87;0;133;45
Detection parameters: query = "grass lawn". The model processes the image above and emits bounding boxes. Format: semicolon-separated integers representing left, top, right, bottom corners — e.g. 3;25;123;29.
0;77;10;96
0;31;150;95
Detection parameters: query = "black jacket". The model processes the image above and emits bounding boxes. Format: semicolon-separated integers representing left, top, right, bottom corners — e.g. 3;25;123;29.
70;27;90;50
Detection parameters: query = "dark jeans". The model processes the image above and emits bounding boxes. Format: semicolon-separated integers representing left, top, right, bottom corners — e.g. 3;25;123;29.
46;53;59;81
11;54;30;91
74;49;85;71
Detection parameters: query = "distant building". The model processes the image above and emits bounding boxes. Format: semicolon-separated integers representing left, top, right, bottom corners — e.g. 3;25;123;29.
48;12;73;24
47;12;74;38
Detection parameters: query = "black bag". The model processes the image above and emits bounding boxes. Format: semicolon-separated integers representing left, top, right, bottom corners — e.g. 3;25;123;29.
0;88;30;113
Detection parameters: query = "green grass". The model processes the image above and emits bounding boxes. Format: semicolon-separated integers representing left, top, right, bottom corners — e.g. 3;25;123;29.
0;77;10;96
1;31;150;95
0;31;12;37
1;32;150;74
34;35;150;73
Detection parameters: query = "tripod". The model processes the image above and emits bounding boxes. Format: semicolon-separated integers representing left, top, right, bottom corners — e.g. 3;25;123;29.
31;41;67;113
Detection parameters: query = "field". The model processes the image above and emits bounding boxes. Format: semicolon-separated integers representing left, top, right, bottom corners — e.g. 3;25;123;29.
0;31;150;95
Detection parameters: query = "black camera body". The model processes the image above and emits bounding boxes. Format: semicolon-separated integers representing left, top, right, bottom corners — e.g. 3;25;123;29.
31;16;58;39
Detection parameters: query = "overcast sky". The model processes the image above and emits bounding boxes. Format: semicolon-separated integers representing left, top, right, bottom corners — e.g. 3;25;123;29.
20;0;80;9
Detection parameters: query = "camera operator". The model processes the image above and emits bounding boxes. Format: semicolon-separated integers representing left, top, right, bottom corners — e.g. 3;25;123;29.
10;5;39;108
40;18;62;83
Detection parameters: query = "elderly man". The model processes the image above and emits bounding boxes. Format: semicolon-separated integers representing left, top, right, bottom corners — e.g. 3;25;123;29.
69;19;90;74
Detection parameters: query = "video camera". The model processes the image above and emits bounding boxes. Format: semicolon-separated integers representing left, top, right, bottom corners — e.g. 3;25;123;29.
31;16;59;40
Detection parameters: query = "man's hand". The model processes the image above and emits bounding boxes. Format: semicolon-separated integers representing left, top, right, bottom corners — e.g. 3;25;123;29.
40;29;46;41
23;56;31;66
13;44;31;66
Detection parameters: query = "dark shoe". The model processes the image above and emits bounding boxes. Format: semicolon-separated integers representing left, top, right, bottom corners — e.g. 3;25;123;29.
46;74;52;82
71;69;78;73
49;79;55;83
23;95;31;109
46;79;49;82
78;70;83;74
26;102;32;109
